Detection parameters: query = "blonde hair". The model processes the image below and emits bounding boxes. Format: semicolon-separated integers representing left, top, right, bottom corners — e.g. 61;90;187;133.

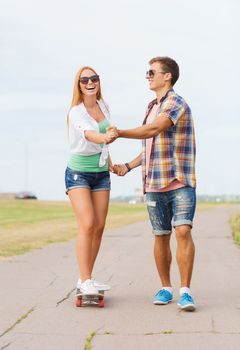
67;66;103;125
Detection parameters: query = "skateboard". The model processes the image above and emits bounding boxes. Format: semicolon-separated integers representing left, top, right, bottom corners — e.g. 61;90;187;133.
75;290;105;308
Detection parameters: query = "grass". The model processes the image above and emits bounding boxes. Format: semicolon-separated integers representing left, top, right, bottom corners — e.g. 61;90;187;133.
0;307;35;337
0;199;238;257
84;331;96;350
230;212;240;245
0;200;148;257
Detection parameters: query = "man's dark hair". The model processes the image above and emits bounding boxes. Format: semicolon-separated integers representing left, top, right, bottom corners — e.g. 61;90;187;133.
149;56;180;86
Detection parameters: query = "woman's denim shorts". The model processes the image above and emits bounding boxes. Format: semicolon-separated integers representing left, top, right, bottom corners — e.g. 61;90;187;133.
65;167;111;194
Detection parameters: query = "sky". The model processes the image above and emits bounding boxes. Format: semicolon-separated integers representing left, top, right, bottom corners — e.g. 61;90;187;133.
0;0;239;200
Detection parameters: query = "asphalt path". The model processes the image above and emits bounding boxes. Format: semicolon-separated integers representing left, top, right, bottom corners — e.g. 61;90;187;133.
0;205;240;350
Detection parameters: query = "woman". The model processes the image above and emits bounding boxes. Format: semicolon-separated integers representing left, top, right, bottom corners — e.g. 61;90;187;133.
65;66;116;296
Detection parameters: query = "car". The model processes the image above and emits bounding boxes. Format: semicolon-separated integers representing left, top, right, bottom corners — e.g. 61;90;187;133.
15;191;37;200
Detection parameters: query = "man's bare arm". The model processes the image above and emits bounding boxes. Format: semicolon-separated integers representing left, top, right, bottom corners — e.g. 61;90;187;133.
127;153;142;169
114;153;142;176
117;115;173;139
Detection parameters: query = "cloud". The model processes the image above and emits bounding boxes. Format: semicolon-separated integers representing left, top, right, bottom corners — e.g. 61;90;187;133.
0;0;239;198
0;93;69;112
203;126;240;139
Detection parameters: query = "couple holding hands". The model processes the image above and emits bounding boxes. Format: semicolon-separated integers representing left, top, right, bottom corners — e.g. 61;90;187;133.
65;56;197;311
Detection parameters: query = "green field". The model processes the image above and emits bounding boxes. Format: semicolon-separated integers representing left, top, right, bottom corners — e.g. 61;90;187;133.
0;200;148;257
0;200;239;257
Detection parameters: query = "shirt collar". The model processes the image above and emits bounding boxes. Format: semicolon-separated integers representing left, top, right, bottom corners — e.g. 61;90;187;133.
147;88;174;110
159;88;174;103
80;99;110;120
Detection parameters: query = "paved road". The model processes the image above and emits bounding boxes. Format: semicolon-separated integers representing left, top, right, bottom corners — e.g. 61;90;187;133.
0;206;240;350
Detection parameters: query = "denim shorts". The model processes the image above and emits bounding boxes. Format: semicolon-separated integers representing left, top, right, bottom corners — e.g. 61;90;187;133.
65;167;111;194
146;186;196;236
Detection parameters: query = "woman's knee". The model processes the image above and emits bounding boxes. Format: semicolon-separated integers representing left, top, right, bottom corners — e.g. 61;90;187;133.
94;221;105;236
77;221;94;236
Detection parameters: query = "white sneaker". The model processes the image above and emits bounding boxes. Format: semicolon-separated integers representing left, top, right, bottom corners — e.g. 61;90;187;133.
92;279;111;291
77;278;111;291
79;279;98;295
77;278;82;289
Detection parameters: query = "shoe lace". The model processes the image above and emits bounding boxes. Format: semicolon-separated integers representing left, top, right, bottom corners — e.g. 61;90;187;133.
84;279;94;287
182;293;193;302
158;289;168;297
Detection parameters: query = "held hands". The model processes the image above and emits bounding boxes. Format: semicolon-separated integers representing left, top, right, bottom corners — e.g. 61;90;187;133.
113;163;129;176
104;126;119;144
105;125;129;176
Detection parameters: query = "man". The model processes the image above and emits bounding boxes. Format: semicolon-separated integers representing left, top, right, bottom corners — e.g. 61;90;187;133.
108;56;196;311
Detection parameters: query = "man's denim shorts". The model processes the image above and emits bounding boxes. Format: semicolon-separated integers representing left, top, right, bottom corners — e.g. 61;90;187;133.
65;167;111;194
146;186;196;235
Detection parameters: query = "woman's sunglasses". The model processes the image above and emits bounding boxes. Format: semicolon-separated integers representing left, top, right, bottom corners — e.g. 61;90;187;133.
79;75;100;85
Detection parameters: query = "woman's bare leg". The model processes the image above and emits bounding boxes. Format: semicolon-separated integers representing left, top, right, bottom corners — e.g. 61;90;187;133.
68;188;94;281
90;190;110;272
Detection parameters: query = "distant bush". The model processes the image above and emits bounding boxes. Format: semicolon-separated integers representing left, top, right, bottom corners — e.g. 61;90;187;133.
230;213;240;245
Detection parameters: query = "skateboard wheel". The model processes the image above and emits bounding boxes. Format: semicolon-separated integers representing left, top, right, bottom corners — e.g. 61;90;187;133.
76;298;82;307
98;298;104;308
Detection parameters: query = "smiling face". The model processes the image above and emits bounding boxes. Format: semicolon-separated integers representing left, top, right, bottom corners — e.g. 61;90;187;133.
79;68;100;97
146;62;172;92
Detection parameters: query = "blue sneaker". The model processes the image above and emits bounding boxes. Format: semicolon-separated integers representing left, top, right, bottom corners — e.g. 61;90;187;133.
153;289;173;305
177;293;196;311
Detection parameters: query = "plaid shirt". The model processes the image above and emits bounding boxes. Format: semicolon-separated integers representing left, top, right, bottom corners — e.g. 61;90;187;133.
142;89;196;192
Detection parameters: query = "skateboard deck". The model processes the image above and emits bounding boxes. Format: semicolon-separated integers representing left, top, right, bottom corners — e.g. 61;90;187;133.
75;291;105;308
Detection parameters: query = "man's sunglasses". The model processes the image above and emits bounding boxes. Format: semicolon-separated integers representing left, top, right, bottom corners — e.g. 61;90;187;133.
146;69;166;78
79;75;100;85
